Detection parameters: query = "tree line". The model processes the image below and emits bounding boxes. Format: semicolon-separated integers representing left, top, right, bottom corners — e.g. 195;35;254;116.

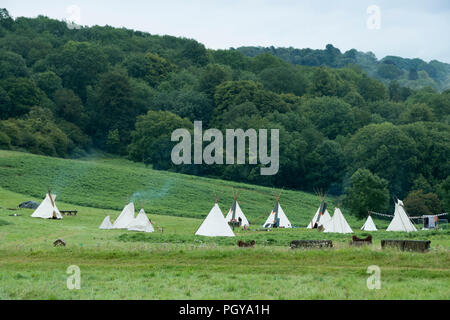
237;44;450;92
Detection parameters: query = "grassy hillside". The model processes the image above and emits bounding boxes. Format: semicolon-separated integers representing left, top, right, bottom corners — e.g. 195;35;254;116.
0;150;340;226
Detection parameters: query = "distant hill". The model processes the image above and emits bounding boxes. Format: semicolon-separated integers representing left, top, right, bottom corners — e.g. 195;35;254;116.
236;45;450;91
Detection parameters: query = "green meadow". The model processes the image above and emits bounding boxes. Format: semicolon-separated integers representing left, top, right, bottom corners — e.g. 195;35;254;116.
0;150;449;299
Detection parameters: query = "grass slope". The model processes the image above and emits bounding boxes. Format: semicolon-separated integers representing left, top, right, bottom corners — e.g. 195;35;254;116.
0;150;337;226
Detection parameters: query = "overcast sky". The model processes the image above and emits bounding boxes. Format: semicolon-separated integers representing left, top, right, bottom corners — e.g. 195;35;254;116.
4;0;450;63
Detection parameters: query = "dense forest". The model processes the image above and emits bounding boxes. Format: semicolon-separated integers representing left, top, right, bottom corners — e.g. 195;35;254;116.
237;45;450;91
0;9;449;215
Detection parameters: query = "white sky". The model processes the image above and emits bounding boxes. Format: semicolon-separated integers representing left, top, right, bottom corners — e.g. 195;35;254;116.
3;0;450;63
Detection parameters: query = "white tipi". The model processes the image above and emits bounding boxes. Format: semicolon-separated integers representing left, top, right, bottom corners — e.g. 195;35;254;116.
225;191;250;227
196;203;235;237
387;200;417;232
361;215;377;231
307;191;331;229
112;202;135;229
31;193;62;220
263;199;292;228
307;203;332;229
128;208;154;233
324;207;353;233
99;216;113;229
307;207;332;229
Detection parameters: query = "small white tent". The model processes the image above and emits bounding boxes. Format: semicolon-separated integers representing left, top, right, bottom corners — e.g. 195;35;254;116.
226;200;249;227
307;192;331;229
196;203;235;237
263;201;292;228
112;202;135;229
307;206;332;229
387;200;417;232
324;207;353;233
31;193;62;219
361;215;377;231
128;208;154;233
99;216;113;229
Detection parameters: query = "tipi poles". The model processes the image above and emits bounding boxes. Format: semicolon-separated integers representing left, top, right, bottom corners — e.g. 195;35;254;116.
47;189;57;218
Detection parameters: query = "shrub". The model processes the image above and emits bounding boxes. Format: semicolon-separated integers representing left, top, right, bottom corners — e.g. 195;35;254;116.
0;131;11;149
404;190;442;216
344;169;389;218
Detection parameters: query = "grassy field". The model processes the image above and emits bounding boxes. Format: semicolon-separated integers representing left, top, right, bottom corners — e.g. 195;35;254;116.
0;150;449;299
0;150;328;225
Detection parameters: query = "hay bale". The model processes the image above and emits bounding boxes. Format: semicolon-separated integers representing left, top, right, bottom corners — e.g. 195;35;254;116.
381;240;430;252
290;240;333;249
403;240;431;252
350;235;372;246
237;240;255;248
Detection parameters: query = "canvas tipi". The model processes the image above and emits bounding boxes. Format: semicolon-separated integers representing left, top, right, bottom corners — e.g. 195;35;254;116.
386;199;417;232
128;208;154;233
307;191;331;229
112;202;135;229
263;192;292;228
225;190;249;227
361;215;377;231
99;216;113;229
324;207;353;233
196;203;235;237
31;192;62;220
